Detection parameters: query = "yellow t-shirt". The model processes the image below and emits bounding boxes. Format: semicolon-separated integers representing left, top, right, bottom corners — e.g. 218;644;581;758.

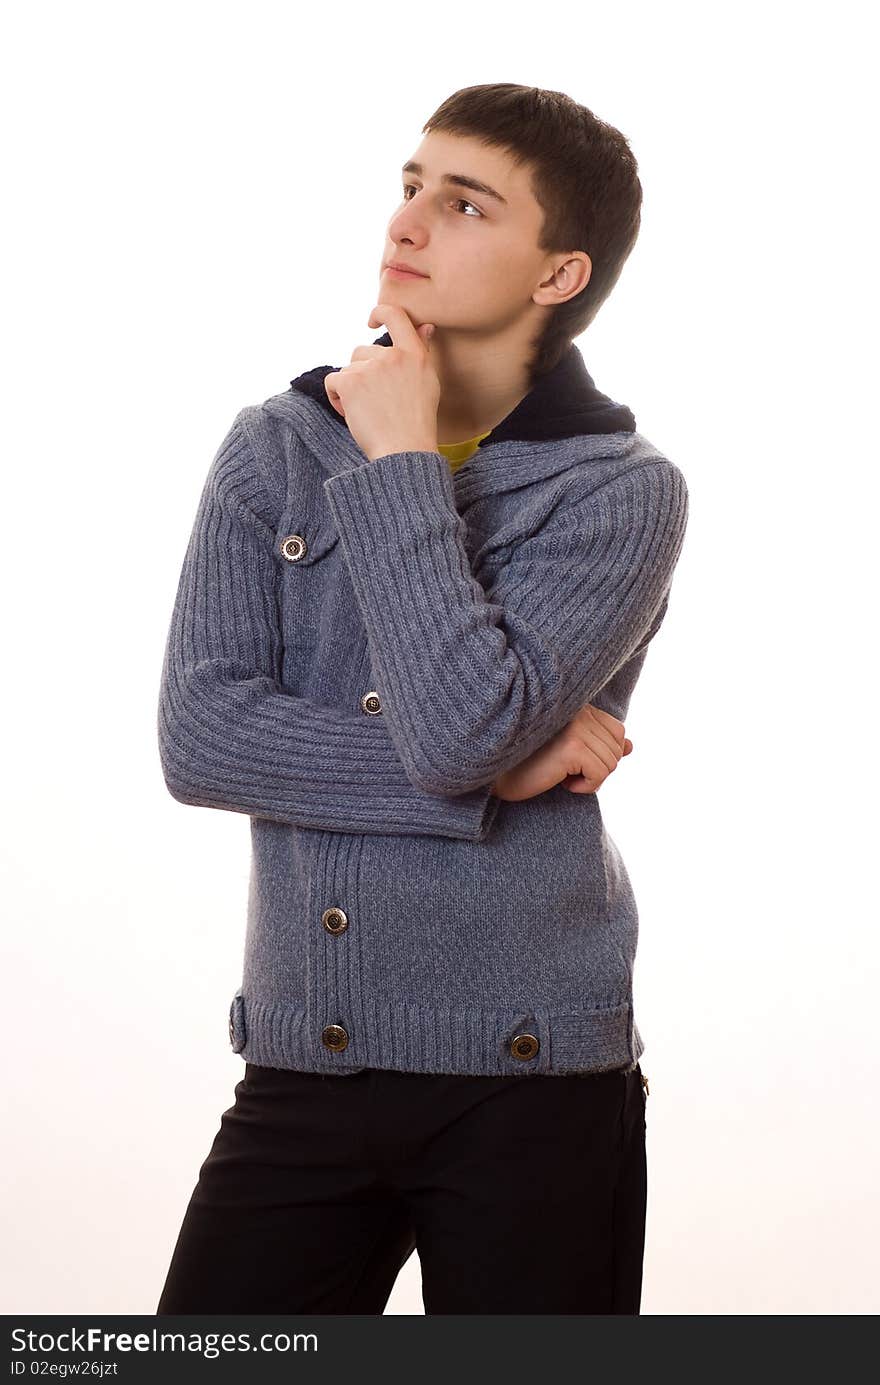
437;429;493;474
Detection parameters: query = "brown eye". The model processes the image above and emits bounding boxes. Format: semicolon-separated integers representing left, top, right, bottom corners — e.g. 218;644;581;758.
400;185;483;218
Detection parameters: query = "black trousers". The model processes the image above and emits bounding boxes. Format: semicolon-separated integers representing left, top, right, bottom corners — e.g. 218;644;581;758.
156;1059;647;1315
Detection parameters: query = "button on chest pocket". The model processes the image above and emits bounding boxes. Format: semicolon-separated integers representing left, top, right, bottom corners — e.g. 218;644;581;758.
276;517;340;567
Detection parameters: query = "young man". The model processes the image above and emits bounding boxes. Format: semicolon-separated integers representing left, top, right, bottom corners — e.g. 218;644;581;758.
155;84;689;1315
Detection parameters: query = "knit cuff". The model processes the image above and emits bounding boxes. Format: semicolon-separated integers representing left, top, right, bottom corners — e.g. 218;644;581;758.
323;449;456;549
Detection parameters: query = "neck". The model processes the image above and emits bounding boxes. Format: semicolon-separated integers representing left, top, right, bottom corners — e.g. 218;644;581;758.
430;318;539;444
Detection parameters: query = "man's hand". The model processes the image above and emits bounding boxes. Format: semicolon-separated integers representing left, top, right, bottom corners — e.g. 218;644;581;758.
323;304;440;462
491;705;633;802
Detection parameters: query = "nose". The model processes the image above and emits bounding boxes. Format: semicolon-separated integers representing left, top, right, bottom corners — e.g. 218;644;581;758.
387;199;428;247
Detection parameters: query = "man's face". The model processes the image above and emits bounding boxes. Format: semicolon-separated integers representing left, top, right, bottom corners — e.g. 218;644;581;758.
379;130;551;339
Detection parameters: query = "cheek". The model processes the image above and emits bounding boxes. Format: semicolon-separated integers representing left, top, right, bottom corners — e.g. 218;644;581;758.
436;240;531;315
466;247;517;298
484;234;533;282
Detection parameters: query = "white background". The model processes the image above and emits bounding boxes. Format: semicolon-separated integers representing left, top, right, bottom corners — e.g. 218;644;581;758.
3;0;877;1316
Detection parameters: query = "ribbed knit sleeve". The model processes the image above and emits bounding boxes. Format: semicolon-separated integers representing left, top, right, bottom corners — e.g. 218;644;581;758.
322;449;688;795
156;415;498;839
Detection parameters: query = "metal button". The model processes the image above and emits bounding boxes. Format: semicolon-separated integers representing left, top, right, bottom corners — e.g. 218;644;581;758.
510;1032;540;1061
321;1024;349;1052
280;533;307;562
322;906;349;935
360;690;382;715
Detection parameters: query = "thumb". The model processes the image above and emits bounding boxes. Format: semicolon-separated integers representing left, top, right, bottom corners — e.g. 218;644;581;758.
419;323;436;344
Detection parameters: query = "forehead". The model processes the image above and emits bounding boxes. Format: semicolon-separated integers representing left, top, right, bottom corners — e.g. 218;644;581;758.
404;129;534;208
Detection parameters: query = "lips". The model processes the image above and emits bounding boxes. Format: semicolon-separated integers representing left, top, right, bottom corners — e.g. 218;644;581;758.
384;261;429;278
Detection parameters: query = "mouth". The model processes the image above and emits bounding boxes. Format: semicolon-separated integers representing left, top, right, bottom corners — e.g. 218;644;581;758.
383;265;429;280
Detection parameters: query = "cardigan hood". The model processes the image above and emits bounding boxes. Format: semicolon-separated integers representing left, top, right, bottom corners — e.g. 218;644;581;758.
287;331;637;447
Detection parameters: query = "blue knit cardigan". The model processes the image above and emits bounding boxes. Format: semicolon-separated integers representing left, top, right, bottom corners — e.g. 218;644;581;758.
157;338;689;1077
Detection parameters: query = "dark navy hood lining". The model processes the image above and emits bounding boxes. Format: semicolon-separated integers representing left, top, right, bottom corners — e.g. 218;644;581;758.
288;332;636;446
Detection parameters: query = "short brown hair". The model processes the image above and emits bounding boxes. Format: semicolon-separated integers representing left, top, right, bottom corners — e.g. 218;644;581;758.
422;83;643;383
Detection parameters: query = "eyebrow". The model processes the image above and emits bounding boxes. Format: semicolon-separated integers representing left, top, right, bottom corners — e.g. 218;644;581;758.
401;160;508;206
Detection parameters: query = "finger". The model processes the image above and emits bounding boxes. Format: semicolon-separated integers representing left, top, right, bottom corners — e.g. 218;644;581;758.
584;741;618;776
350;344;389;363
564;774;598;794
324;362;369;394
567;740;615;781
323;371;346;417
581;704;627;746
367;302;422;350
572;705;625;760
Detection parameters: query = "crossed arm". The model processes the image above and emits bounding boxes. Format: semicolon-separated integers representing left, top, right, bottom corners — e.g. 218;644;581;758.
159;410;686;832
